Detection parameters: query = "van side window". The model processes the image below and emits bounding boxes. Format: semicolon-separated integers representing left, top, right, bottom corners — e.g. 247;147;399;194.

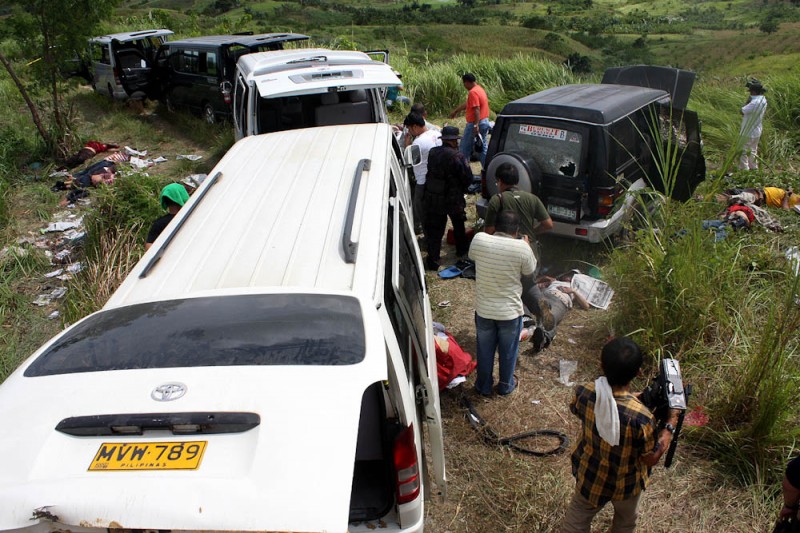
200;52;217;76
395;203;427;359
384;186;428;371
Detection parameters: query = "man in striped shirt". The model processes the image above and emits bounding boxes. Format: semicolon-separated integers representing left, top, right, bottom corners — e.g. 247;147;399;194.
468;210;535;396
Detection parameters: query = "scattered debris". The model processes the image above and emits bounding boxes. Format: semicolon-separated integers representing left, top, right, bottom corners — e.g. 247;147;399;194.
177;154;202;161
558;359;577;386
47;310;60;320
33;287;67;307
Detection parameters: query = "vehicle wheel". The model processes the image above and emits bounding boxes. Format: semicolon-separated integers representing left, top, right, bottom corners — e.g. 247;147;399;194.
485;152;542;197
203;103;216;125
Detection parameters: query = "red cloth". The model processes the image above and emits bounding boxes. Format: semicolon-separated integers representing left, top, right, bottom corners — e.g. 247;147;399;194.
435;332;476;390
447;227;475;245
84;141;110;154
727;204;755;222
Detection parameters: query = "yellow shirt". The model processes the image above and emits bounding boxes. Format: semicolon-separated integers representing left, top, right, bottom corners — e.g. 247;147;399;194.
764;187;800;208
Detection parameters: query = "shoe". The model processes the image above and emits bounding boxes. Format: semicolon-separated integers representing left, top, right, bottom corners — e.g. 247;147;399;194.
425;258;440;272
538;299;555;330
455;258;474;271
531;327;546;353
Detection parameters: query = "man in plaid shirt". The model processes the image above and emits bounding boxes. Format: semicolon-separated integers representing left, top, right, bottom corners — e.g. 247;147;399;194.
560;337;680;532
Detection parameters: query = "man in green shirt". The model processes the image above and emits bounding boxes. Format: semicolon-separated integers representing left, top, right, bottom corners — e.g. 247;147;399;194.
485;163;554;329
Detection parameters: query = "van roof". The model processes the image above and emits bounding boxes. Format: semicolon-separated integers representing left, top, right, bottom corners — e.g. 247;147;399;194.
89;29;173;44
237;48;402;98
105;124;396;310
164;33;309;48
500;83;668;126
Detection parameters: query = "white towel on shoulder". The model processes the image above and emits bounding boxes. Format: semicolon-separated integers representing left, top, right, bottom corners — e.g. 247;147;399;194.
594;376;620;446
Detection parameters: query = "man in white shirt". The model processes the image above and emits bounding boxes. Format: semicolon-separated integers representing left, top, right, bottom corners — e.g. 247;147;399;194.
468;210;535;396
739;79;767;170
404;112;441;234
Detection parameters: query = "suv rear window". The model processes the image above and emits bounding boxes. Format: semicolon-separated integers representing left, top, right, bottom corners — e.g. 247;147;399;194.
25;294;366;377
504;122;584;178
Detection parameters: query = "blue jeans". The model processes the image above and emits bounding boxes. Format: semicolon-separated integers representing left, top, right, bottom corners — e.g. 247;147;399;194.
474;314;522;395
459;118;491;169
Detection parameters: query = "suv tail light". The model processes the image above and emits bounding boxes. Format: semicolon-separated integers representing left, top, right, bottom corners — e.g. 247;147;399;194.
595;188;622;217
113;68;121;87
480;170;489;200
393;423;420;504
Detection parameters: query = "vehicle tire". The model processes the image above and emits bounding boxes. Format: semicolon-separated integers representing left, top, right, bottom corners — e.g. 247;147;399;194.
203;103;216;125
484;152;542;197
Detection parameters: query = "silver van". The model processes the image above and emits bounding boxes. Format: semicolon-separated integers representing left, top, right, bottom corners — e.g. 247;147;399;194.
88;29;173;100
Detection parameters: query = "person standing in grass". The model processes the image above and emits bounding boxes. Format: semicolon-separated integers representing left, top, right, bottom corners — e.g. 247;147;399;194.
739;78;767;171
484;163;555;331
468;210;535;397
560;337;680;533
449;72;490;169
404;112;442;235
145;183;189;250
422;125;473;271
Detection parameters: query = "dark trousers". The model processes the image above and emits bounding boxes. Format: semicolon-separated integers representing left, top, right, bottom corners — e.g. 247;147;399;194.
424;211;467;264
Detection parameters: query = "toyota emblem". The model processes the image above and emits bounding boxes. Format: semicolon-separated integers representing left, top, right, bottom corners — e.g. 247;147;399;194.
151;382;187;402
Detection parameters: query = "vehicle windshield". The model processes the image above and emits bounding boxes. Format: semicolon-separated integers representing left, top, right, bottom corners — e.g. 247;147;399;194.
503;122;584;178
25;294;366;377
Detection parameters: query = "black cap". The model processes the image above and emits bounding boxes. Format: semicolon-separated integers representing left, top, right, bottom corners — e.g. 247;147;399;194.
440;126;461;140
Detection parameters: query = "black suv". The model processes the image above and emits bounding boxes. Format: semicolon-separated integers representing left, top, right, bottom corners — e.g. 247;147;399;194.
115;33;309;123
478;65;705;243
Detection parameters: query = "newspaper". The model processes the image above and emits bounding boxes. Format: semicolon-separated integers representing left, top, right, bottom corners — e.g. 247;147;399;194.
571;273;614;310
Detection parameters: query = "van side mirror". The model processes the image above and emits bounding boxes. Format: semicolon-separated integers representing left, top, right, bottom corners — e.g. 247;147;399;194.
404;144;421;167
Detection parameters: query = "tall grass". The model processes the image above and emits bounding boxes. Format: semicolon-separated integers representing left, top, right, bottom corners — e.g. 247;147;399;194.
608;104;800;486
392;54;579;117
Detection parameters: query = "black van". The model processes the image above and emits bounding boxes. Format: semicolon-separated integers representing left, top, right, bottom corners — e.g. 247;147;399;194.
478;65;705;243
115;33;309;123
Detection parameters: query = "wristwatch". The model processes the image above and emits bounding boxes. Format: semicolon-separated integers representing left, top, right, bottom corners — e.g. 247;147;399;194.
664;423;676;435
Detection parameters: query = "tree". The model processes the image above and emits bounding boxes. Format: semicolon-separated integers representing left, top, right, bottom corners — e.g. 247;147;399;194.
759;19;778;34
0;0;117;158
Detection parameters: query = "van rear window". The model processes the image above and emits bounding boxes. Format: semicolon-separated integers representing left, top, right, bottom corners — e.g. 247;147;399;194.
24;294;366;377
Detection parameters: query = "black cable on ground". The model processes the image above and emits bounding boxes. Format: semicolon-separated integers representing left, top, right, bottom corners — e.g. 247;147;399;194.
461;393;569;457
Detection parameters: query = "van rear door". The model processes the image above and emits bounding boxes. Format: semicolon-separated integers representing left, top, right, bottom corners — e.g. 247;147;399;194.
111;30;172;100
389;200;447;498
252;59;401;98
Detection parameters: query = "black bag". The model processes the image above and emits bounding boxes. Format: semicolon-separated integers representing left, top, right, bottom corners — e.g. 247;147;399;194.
774;517;800;533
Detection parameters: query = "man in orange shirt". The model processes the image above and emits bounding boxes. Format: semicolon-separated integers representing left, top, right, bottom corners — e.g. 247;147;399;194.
450;73;490;169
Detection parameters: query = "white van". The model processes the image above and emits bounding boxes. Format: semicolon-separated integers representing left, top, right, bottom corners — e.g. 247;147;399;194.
0;123;445;533
88;29;173;100
232;48;402;139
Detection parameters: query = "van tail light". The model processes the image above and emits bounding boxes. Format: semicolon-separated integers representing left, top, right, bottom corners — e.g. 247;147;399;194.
113;68;121;87
220;81;233;105
393;423;420;504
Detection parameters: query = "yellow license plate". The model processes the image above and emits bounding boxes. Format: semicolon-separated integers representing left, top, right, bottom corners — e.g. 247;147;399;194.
88;441;207;471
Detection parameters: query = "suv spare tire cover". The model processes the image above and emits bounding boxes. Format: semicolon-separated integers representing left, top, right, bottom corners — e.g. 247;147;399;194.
485;152;542;197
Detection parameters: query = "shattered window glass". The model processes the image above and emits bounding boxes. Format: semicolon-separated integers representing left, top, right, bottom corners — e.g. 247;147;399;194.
503;123;583;177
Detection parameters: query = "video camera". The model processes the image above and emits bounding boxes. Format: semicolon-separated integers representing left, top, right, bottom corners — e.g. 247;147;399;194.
639;358;690;468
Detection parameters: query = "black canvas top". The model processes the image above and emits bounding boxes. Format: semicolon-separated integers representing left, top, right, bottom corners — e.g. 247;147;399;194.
165;33;309;48
499;84;668;126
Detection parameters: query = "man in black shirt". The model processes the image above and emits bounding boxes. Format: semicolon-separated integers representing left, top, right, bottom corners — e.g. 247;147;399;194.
422;126;473;271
